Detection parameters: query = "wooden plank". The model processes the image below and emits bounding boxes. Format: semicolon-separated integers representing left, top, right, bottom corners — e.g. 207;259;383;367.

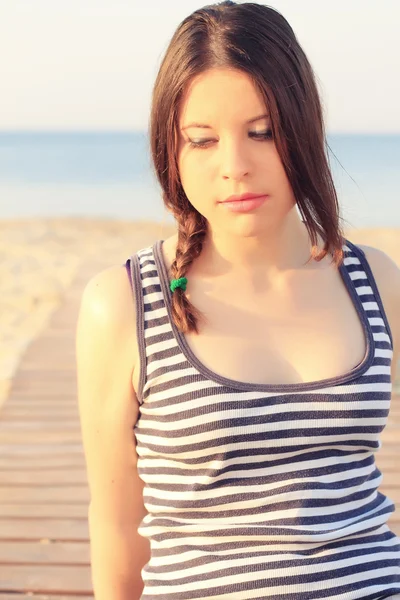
8;384;77;391
380;488;400;505
0;410;79;420
0;505;87;519
0;418;80;425
0;403;79;410
1;401;78;408
0;564;92;594
6;390;77;398
5;393;76;399
0;540;89;564
0;457;85;470
0;487;89;503
10;373;76;381
0;519;88;541
11;358;77;367
0;445;83;456
0;432;83;444
0;469;87;485
3;399;77;406
9;377;76;384
12;366;76;373
10;355;76;365
9;380;77;388
6;393;76;398
376;460;400;472
0;423;80;431
0;595;93;599
376;433;400;444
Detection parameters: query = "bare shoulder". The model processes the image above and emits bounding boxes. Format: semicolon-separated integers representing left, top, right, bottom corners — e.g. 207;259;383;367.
357;244;400;308
357;244;400;384
76;263;139;409
358;243;400;273
77;263;136;329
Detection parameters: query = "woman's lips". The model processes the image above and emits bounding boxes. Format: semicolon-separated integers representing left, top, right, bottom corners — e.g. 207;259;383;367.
219;195;269;212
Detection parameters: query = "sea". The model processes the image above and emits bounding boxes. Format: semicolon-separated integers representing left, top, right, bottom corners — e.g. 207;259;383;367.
0;131;399;229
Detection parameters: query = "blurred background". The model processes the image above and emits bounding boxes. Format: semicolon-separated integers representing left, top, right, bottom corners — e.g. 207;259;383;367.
0;0;400;227
0;0;399;227
0;1;399;597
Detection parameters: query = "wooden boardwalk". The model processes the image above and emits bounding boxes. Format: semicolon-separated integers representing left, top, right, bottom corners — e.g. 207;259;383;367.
0;256;399;598
0;257;96;599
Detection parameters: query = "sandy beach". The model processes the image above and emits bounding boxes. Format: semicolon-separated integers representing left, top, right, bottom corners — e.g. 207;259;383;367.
0;218;399;406
0;217;176;407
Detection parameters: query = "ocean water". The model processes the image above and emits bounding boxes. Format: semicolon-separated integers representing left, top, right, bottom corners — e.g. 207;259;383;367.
0;131;399;228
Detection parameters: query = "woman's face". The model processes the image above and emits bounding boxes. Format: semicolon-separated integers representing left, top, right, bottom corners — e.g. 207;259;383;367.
176;68;297;238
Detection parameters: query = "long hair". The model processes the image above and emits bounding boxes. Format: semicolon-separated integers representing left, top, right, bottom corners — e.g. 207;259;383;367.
149;1;345;334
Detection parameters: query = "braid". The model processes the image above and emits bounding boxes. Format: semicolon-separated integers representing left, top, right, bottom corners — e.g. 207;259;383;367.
169;211;208;334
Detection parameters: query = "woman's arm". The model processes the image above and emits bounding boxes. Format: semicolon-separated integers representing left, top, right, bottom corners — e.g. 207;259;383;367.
75;264;150;600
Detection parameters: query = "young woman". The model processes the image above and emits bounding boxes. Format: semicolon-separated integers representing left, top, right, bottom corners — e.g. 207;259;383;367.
76;2;400;599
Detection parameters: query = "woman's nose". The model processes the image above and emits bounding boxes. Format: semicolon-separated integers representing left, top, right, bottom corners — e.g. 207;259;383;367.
220;141;251;180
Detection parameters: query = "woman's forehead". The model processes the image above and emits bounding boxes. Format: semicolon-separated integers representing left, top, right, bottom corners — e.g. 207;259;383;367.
178;70;268;127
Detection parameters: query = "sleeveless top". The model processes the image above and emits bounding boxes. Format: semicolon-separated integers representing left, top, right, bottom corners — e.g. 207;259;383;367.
125;238;400;600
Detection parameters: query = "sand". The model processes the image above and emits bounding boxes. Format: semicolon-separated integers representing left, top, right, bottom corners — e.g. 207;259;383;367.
0;218;399;406
0;217;175;406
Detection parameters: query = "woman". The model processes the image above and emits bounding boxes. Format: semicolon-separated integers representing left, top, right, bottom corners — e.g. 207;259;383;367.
76;2;400;598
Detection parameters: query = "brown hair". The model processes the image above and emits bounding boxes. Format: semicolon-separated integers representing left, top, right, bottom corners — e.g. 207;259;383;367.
149;0;346;334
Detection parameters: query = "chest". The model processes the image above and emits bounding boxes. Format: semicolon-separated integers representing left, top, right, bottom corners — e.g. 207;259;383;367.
179;270;368;386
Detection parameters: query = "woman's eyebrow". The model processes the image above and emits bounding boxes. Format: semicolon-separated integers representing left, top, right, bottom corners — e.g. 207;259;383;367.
181;113;269;131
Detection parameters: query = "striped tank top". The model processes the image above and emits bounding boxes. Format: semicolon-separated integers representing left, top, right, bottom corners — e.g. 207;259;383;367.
125;238;400;600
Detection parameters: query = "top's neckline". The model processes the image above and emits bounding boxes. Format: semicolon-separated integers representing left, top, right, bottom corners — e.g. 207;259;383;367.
153;238;375;393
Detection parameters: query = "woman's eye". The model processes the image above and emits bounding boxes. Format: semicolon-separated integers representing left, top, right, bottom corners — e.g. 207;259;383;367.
188;129;273;149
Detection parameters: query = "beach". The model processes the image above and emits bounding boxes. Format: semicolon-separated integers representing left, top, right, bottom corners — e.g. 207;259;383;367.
0;217;176;407
0;218;399;407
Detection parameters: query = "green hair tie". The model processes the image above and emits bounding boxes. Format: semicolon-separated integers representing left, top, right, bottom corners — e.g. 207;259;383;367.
170;277;188;293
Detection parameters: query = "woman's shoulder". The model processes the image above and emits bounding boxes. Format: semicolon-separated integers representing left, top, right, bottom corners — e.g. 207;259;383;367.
76;263;138;376
355;243;400;383
79;264;136;325
355;243;400;295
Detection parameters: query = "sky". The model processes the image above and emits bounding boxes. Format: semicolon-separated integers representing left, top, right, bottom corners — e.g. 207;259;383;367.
1;0;399;134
